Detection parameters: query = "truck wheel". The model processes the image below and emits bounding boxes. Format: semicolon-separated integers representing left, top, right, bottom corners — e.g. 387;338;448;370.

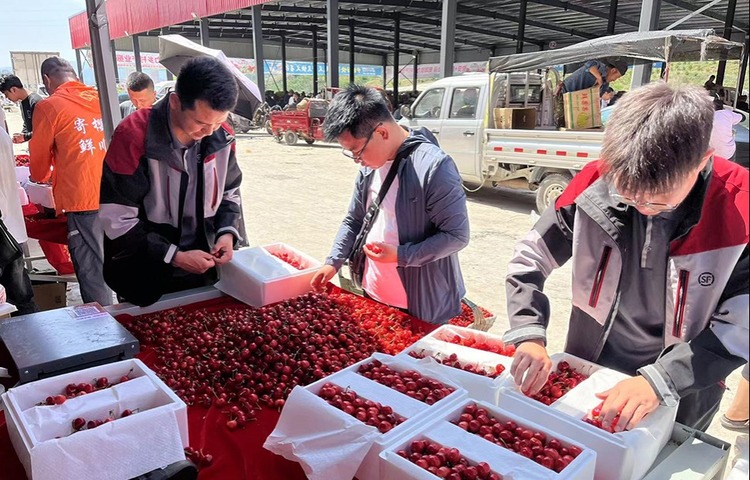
284;131;298;145
304;138;315;145
536;173;572;213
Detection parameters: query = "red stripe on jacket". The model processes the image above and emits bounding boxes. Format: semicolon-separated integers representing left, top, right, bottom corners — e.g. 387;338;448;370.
106;108;150;175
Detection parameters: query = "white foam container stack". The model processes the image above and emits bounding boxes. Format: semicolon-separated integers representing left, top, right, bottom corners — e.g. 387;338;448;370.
264;352;467;480
380;398;596;480
24;182;55;210
216;242;322;307
397;325;515;404
1;358;188;480
498;353;677;480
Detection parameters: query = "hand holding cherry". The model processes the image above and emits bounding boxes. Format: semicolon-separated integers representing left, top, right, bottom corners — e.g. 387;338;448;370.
364;242;397;262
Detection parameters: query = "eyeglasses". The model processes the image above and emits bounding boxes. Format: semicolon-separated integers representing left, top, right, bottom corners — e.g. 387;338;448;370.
342;123;382;162
609;187;680;213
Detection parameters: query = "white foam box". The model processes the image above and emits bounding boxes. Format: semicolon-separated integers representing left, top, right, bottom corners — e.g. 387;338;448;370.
642;423;730;480
398;330;514;404
15;165;30;185
1;358;188;480
18;183;29;206
24;182;55;210
264;352;467;480
381;398;596;480
497;353;677;480
216;242;322;307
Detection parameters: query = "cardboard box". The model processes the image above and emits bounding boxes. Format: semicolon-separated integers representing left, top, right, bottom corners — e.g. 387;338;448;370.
563;88;602;129
493;107;537;130
31;282;67;312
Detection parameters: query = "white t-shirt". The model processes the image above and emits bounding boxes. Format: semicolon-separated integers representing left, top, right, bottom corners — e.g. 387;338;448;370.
0;129;28;243
362;161;408;309
710;110;743;160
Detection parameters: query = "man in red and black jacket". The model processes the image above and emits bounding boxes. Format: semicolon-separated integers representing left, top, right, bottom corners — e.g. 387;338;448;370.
100;57;243;306
504;82;748;432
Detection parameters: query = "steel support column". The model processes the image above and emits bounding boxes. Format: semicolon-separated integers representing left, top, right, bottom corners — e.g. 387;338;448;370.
413;50;418;92
517;0;527;53
349;19;355;84
326;0;339;88
251;5;265;97
382;55;388;88
85;0;121;142
631;0;661;89
738;36;749;104
75;49;84;80
132;35;142;72
439;0;457;78
280;33;288;92
716;0;737;86
393;13;400;103
607;0;619;34
199;18;211;47
110;40;119;83
312;27;319;95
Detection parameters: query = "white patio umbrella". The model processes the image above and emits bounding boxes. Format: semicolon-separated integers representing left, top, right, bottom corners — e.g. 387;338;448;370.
158;34;262;119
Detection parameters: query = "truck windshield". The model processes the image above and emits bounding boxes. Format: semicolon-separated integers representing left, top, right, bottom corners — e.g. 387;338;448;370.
413;88;445;118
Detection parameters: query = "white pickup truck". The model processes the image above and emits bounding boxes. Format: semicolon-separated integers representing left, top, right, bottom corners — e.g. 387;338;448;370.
398;29;744;212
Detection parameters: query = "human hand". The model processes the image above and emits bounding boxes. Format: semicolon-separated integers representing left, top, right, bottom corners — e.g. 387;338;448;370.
310;265;336;290
595;376;660;432
12;133;25;144
172;250;216;274
509;339;552;396
210;234;235;265
364;241;397;263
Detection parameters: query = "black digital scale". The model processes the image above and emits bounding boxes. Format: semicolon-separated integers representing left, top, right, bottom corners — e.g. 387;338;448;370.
0;303;139;384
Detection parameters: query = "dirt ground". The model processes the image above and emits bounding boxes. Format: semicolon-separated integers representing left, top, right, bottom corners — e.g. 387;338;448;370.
6;107;744;462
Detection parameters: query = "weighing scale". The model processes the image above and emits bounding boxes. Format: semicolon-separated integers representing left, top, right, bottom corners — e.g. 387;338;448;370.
0;303;139;384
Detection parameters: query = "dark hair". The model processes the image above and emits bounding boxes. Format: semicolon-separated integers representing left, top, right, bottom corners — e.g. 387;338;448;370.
602;82;713;195
40;57;76;80
603;86;615;95
175;57;238;112
0;74;23;93
126;71;154;92
323;84;393;142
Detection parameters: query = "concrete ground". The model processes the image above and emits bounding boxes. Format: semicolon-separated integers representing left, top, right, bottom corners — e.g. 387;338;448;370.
6;107;744;467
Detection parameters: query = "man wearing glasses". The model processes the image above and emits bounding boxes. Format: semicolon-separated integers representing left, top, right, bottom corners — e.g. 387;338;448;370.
504;82;748;432
311;84;469;325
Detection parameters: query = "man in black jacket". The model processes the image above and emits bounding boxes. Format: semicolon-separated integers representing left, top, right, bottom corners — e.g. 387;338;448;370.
0;75;43;144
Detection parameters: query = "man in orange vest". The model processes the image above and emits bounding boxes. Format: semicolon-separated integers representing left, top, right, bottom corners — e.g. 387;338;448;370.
28;57;112;306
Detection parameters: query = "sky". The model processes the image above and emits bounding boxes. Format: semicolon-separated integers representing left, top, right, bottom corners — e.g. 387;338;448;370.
0;0;85;70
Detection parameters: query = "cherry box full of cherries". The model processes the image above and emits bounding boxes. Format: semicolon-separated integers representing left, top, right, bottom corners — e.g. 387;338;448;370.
497;353;677;480
1;358;188;480
397;325;515;404
216;242;322;308
380;399;596;480
264;352;468;480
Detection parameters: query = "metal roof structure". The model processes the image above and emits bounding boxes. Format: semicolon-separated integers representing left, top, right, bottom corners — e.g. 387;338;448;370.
70;0;749;57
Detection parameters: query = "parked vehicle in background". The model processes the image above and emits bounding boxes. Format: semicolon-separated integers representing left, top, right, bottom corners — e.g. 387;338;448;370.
154;80;176;100
399;29;744;212
270;98;328;145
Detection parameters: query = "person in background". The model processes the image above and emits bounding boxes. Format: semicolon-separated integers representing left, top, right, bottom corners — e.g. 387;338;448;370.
0;127;38;315
737;95;749;113
561;59;628;95
704;75;716;91
601;87;615;109
504;82;748;432
100;57;242;307
0;74;43;144
311;85;469;325
710;95;743;161
608;90;627;107
120;71;157;119
28;57;113;306
721;366;749;432
288;92;301;109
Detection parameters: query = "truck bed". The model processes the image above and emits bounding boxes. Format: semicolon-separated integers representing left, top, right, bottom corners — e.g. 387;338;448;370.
484;128;604;171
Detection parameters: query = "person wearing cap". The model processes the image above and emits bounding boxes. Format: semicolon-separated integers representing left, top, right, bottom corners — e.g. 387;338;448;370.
561;59;628;96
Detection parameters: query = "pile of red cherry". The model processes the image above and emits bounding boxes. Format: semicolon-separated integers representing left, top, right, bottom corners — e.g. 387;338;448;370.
528;361;587;406
438;333;515;357
357;359;454;405
40;375;131;406
318;383;405;433
269;251;306;270
125;293;383;430
397;439;501;480
70;409;135;434
407;351;505;379
582;401;621;433
184;446;214;468
453;403;582;473
364;243;383;254
15;154;30;168
447;304;496;328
